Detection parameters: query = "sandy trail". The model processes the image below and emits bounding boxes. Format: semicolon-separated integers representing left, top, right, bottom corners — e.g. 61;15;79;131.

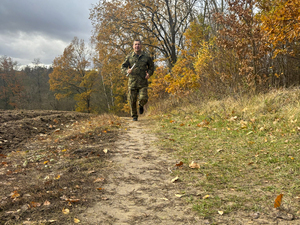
79;117;200;225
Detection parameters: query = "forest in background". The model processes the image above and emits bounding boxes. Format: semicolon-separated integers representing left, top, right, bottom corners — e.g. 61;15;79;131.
1;0;300;113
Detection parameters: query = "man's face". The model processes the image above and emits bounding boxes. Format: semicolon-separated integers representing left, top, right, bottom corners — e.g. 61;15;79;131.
133;41;142;54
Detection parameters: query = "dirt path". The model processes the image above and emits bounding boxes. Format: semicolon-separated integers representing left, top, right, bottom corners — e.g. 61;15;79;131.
79;117;201;225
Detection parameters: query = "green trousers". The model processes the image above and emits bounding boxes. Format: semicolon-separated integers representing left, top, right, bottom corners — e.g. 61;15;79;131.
128;87;148;119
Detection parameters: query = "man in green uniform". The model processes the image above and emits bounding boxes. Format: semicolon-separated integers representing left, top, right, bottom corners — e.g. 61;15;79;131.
121;40;154;121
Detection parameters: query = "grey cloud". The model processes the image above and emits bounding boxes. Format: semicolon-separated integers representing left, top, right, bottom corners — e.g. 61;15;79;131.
0;0;98;66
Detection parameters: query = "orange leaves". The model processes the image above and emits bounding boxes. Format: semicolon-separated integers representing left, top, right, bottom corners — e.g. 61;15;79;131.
10;190;20;199
259;0;300;56
175;161;183;167
30;201;41;208
149;66;169;100
274;194;283;208
0;154;7;158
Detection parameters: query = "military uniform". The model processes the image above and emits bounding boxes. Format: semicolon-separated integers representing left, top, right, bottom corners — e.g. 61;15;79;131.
121;51;154;120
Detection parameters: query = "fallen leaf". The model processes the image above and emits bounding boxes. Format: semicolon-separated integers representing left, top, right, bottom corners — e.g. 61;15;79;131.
189;161;200;169
175;161;183;167
43;200;51;206
0;154;7;158
229;116;238;121
65;198;80;203
197;120;210;127
103;149;108;154
203;195;210;199
22;160;28;167
6;210;20;214
218;210;224;215
94;177;105;183
10;190;20;199
171;176;179;183
175;194;183;198
274;194;283;208
62;208;70;214
180;123;185;126
74;218;80;223
30;201;41;207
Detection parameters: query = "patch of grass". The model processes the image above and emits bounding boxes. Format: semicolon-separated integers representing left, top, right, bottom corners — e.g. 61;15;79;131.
149;88;300;220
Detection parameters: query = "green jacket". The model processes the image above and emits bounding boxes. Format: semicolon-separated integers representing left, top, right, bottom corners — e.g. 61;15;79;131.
121;51;154;89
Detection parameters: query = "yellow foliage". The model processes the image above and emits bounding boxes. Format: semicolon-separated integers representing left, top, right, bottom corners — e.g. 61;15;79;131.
259;0;300;56
149;66;169;100
162;20;212;96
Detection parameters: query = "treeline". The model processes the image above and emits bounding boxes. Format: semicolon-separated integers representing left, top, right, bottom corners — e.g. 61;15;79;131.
1;0;300;113
0;55;113;113
0;57;75;111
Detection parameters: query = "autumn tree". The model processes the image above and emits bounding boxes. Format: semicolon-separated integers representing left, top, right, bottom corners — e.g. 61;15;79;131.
213;0;269;93
163;18;209;96
0;56;23;109
90;0;200;68
49;37;97;113
258;0;300;86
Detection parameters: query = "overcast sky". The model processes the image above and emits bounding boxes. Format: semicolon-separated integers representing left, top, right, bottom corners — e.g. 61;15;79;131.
0;0;99;68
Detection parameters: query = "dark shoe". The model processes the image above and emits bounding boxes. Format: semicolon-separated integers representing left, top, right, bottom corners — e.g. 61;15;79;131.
139;104;144;114
133;117;138;121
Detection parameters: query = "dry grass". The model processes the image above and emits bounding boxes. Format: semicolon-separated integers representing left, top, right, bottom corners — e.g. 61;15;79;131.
147;88;300;221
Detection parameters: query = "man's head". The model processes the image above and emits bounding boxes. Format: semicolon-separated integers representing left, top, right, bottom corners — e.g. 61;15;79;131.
133;40;142;55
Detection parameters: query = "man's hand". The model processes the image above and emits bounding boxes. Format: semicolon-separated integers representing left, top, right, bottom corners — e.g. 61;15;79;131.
145;72;150;79
127;68;133;74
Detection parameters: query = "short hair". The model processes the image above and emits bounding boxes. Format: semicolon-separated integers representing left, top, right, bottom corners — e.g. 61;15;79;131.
133;39;142;44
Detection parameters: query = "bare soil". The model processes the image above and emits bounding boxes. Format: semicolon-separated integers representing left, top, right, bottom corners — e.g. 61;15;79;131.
0;110;199;225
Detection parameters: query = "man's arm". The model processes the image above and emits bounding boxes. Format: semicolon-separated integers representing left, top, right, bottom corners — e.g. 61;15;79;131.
121;55;130;75
147;56;155;77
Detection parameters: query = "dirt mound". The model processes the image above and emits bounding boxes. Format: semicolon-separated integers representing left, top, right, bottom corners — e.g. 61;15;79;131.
0;110;91;153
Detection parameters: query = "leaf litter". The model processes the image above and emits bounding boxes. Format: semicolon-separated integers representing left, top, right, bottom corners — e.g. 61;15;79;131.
0;110;121;224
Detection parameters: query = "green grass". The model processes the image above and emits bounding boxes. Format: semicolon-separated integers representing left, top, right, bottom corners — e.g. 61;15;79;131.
149;88;300;221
